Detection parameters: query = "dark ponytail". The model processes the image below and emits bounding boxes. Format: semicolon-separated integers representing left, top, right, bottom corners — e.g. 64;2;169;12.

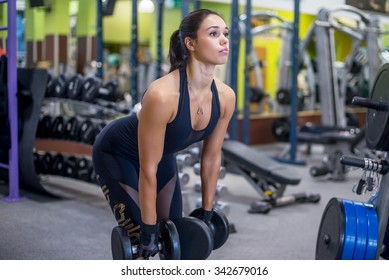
168;30;187;72
168;9;222;73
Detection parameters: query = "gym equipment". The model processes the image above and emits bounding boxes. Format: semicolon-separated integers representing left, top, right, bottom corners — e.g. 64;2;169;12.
111;220;181;260
50;115;66;139
190;207;230;250
66;74;84;100
36;114;52;138
50;74;68;98
316;197;378;260
178;172;190;186
173;217;214;260
222;139;320;213
193;162;226;179
353;66;389;151
195;197;231;217
81;76;119;103
316;63;389;259
194;181;228;198
111;217;213;260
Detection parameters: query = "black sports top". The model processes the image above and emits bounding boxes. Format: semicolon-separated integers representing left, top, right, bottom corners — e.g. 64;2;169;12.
96;67;221;161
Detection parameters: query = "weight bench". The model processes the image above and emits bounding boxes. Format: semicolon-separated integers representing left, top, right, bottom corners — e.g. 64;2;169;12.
222;140;320;213
297;124;361;181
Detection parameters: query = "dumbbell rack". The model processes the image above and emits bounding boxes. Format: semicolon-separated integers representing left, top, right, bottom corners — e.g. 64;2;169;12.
33;97;125;192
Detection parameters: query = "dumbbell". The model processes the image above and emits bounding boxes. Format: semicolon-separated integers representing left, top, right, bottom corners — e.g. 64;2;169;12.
66;74;84;100
111;220;181;260
63;116;81;141
176;153;192;170
47;74;68;98
50;115;66;139
190;207;230;250
40;153;54;175
195;198;231;216
81;77;119;103
194;181;228;197
37;115;52;138
77;158;91;181
111;217;213;260
179;172;190;186
52;153;65;176
193;162;227;179
78;118;106;145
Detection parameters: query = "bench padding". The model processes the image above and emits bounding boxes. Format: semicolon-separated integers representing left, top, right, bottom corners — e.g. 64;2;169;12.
222;140;301;185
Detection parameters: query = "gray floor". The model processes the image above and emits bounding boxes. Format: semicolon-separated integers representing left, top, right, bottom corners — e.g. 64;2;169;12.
0;143;368;260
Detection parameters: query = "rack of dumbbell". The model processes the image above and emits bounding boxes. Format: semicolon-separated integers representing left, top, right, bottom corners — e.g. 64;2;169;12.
315;63;389;260
45;72;131;114
33;73;130;187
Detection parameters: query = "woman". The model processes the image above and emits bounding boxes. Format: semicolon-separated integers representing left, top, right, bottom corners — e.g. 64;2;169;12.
92;8;236;259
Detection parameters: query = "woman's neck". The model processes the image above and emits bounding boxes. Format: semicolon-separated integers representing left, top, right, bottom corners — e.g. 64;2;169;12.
185;63;215;91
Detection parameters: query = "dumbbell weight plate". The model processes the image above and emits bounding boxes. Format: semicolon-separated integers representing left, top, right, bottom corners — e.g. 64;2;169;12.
76;157;90;181
189;208;229;250
158;220;181;260
51;116;66;139
174;217;213;260
111;226;134;260
81;77;101;103
67;75;84;100
37;115;52;138
63;117;80;140
51;75;68;98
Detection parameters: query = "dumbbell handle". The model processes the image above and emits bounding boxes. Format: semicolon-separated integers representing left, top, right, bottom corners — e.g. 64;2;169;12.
340;155;389;174
352;96;388;111
131;243;163;255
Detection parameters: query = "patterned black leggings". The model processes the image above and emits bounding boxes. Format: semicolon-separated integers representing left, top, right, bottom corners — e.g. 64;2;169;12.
92;149;183;244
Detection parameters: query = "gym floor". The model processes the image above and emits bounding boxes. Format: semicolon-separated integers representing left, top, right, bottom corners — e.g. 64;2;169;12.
0;142;367;260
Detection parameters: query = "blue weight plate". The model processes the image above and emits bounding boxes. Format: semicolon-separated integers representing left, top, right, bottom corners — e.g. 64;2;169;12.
352;201;368;260
341;199;357;260
364;203;379;260
315;198;345;260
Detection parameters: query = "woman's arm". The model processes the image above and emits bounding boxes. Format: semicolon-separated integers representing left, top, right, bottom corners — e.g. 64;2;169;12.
200;84;236;210
137;84;175;225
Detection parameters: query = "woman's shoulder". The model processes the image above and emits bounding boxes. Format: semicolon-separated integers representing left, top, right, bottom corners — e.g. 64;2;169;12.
141;70;181;106
146;70;180;96
214;77;236;100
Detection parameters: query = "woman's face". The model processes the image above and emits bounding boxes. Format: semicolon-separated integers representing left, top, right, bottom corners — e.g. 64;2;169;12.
189;14;230;65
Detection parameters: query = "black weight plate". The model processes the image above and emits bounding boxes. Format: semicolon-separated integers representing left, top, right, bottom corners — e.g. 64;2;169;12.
366;63;389;151
52;154;65;176
81;77;100;103
63;117;80;140
315;198;345;259
159;220;180;260
67;75;83;100
51;115;65;139
190;208;230;250
174;217;213;260
111;226;134;260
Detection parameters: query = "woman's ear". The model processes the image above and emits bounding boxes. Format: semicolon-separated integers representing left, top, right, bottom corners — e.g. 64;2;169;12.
184;37;196;52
